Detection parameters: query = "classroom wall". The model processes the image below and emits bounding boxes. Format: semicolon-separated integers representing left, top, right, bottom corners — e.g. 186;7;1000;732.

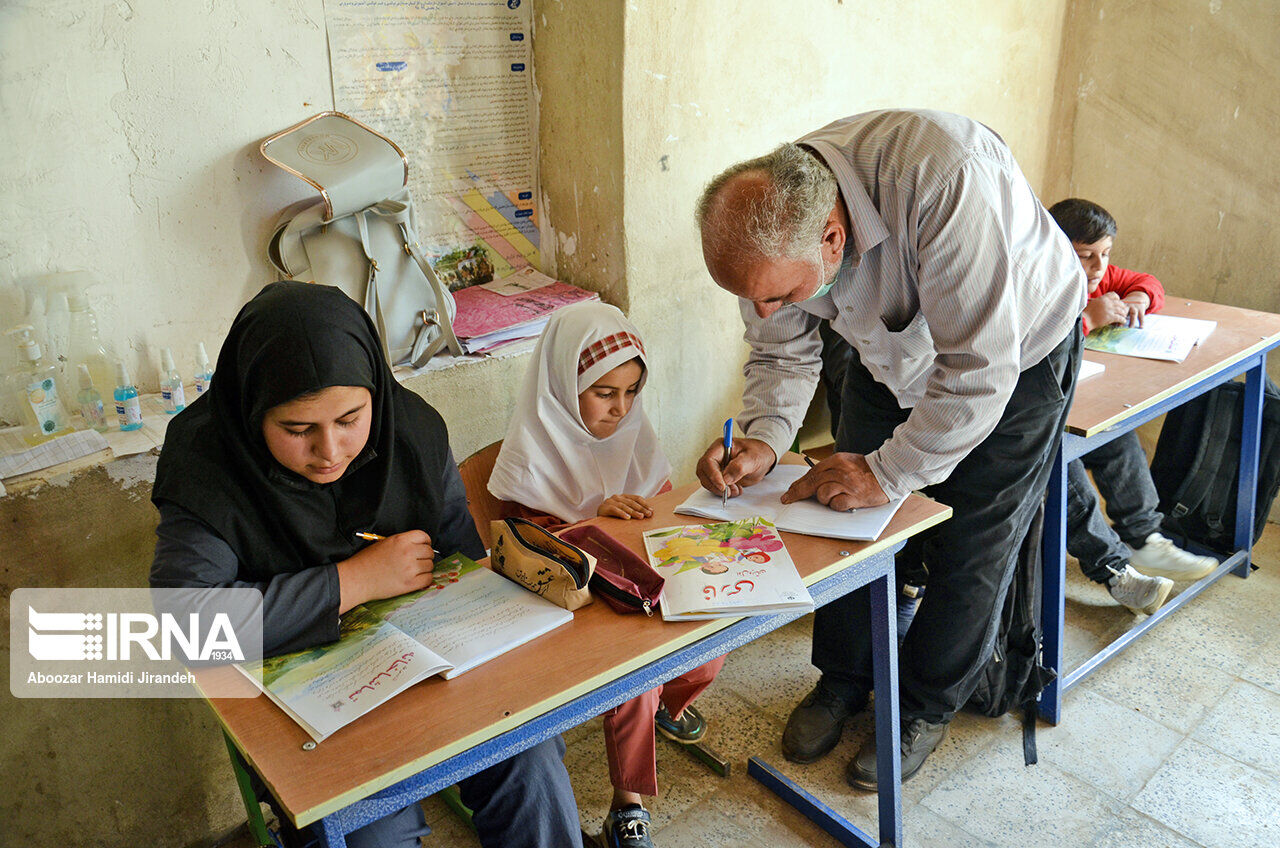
0;0;334;390
617;0;1072;480
1045;0;1280;322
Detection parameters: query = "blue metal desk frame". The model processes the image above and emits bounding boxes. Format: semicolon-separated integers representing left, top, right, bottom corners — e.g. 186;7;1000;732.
1039;345;1275;724
265;540;914;848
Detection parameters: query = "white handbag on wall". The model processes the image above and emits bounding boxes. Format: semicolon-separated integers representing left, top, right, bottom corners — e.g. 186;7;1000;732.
262;112;462;367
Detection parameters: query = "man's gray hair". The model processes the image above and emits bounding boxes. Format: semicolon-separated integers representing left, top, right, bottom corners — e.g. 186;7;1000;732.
696;143;838;265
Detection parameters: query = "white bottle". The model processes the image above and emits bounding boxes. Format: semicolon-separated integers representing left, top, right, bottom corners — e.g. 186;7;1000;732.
44;291;73;411
159;347;186;414
67;293;115;402
45;291;71;363
5;325;71;444
76;364;109;432
25;293;49;353
194;342;214;395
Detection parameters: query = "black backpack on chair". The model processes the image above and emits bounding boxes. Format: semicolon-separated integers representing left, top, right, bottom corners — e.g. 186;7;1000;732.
1148;378;1280;556
967;502;1054;766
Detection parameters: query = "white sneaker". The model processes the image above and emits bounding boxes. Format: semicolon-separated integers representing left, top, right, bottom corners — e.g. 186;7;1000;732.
1108;565;1174;615
1129;533;1218;581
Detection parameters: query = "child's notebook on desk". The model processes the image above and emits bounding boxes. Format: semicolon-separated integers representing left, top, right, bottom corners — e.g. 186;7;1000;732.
674;464;906;542
236;553;571;743
1084;314;1216;363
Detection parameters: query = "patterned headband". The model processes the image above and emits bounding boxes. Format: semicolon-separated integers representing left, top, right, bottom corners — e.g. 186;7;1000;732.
578;331;646;376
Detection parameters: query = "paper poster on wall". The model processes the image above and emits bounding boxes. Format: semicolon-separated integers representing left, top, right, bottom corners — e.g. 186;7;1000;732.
324;0;539;289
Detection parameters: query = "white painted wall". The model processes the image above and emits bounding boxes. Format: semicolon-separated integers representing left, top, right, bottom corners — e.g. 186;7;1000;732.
617;0;1071;482
0;0;332;389
0;0;1073;472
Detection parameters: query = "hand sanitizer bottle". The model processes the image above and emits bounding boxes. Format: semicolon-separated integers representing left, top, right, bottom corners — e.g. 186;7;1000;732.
114;360;144;431
5;324;72;444
67;293;116;403
159;347;186;414
193;342;214;395
76;364;109;432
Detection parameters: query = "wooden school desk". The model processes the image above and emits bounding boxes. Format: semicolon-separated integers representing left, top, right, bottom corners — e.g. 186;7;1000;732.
199;474;950;848
1040;299;1280;723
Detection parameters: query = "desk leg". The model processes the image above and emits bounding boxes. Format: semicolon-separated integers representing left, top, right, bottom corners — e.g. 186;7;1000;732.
223;732;273;847
870;571;903;848
318;817;349;848
1039;447;1068;725
1234;361;1266;578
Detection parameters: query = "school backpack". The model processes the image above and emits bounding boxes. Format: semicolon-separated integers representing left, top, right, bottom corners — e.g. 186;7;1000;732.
1148;377;1280;555
967;502;1053;766
261;112;462;368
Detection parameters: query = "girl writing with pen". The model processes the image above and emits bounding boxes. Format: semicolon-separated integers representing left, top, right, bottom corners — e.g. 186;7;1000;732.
149;282;583;848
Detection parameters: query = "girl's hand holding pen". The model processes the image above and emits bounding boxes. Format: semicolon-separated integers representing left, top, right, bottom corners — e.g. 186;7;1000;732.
337;530;435;612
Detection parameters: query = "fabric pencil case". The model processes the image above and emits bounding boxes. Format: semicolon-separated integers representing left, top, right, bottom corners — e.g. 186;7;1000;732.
490;517;595;611
558;524;664;616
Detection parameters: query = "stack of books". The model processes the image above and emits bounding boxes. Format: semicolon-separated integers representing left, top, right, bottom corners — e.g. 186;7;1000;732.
451;267;599;354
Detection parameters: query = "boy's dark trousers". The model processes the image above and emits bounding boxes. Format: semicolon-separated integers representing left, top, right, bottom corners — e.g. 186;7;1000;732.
813;322;1082;723
1065;431;1165;584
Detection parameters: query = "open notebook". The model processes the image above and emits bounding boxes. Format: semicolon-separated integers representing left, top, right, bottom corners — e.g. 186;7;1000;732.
1084;314;1217;363
236;554;571;742
675;464;906;542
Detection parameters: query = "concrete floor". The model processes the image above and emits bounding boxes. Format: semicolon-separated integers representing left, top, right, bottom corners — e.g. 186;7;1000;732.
236;523;1280;848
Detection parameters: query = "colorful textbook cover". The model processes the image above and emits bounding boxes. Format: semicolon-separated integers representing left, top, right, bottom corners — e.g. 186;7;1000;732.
641;517;814;621
236;554;571;743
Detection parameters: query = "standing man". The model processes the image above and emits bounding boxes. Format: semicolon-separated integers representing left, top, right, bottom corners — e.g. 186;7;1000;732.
695;110;1086;788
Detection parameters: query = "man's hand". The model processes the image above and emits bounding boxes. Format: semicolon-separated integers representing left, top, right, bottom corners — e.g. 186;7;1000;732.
781;452;889;512
598;493;655;520
1121;291;1151;327
336;530;435;613
1083;292;1130;329
696;437;776;498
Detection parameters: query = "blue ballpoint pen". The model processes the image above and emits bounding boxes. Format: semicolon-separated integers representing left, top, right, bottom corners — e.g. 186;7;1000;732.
721;418;733;507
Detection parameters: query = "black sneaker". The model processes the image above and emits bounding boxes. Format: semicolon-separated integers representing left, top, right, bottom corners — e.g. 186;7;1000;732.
604;804;654;848
845;716;949;791
781;680;868;764
655;703;706;743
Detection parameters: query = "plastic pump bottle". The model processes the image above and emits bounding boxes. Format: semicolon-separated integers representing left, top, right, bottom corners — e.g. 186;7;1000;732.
5;325;71;444
194;342;214;395
159;347;186;414
113;360;144;431
76;364;109;432
45;291;71;363
67;294;115;401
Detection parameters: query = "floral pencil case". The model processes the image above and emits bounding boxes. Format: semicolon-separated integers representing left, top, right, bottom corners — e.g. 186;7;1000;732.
558;524;664;616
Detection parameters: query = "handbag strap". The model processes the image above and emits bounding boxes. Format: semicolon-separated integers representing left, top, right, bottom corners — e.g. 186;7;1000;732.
367;201;464;367
354;210;395;364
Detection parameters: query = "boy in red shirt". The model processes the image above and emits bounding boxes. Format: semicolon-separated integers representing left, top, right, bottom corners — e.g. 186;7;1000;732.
1049;199;1217;614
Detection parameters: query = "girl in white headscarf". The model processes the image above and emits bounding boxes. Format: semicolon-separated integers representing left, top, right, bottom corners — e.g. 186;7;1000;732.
489;301;723;848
